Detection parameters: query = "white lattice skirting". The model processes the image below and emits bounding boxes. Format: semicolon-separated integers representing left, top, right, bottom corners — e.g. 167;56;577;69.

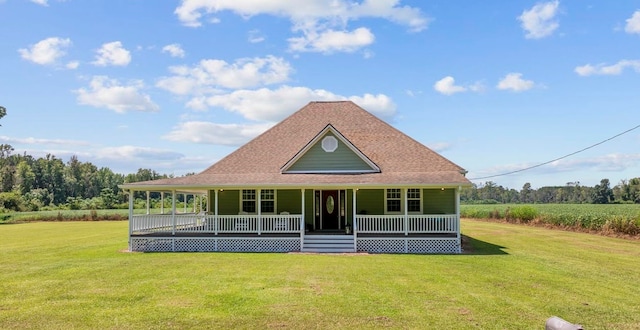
357;238;461;254
130;237;301;252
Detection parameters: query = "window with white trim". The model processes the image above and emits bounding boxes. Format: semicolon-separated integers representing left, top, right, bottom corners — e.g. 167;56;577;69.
261;189;275;213
407;188;422;213
241;189;256;213
386;188;401;213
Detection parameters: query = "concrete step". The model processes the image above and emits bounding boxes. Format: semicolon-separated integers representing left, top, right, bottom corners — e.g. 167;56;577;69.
303;239;354;244
304;235;353;240
301;248;355;253
304;243;354;249
303;234;354;253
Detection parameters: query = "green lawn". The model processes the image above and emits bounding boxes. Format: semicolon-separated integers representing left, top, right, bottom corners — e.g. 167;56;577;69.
1;220;639;329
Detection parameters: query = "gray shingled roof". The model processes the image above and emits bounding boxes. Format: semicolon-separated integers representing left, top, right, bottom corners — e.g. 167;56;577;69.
122;101;471;190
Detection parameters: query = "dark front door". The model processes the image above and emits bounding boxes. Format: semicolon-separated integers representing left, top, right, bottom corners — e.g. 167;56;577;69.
322;190;339;230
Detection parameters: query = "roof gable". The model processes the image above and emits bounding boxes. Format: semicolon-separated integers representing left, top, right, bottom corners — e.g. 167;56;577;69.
281;125;380;174
123;101;471;189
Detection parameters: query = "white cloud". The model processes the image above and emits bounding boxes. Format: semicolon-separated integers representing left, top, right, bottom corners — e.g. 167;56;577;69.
96;146;184;161
625;10;640;34
92;41;131;66
164;121;274;146
30;0;48;6
174;0;428;53
162;43;186;58
575;60;640;76
288;27;374;53
248;29;265;43
474;153;640;180
0;135;89;146
426;142;452;153
18;37;71;65
202;85;396;121
468;81;487;93
66;61;79;69
433;76;467;95
496;73;535;92
348;93;396;117
156;55;292;94
518;1;560;39
74;76;159;113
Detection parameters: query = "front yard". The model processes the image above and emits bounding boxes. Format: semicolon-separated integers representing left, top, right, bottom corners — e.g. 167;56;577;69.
1;219;638;329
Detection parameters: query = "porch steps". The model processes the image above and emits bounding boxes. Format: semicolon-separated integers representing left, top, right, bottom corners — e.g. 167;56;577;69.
302;235;355;253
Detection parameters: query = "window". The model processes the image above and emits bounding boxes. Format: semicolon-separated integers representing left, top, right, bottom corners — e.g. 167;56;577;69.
386;188;401;213
242;189;256;213
407;188;421;213
241;189;275;213
261;189;275;213
385;188;422;214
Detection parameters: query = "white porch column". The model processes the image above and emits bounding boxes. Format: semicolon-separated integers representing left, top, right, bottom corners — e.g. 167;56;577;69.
146;191;150;215
160;192;164;214
404;188;409;236
456;186;461;239
257;189;262;235
352;188;357;252
300;189;305;251
128;190;134;240
214;189;219;235
171;190;176;236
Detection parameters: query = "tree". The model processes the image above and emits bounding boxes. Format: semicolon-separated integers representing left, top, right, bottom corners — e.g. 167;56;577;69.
14;160;35;195
0;106;5;125
593;178;613;204
520;182;533;203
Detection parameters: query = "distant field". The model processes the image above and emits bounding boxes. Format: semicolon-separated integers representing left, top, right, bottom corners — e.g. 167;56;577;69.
461;204;640;236
0;209;173;222
1;220;639;329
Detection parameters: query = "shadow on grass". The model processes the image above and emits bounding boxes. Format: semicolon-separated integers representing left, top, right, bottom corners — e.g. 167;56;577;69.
461;235;508;255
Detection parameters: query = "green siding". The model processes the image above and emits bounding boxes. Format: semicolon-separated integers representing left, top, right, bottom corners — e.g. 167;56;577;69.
304;190;314;227
423;189;455;214
355;189;384;215
346;190;353;226
276;189;301;214
218;190;240;215
286;132;374;172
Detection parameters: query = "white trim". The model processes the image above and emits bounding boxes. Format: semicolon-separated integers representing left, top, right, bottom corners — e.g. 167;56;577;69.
239;189;277;215
321;135;338;152
384;188;402;215
407;188;423;214
119;182;471;192
283;169;380;174
384;188;423;215
280;124;380;174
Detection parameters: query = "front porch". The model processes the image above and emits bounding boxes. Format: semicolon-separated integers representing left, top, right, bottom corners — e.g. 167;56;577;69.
129;212;461;253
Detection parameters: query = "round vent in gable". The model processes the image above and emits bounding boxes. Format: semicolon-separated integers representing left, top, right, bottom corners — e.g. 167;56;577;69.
321;136;338;152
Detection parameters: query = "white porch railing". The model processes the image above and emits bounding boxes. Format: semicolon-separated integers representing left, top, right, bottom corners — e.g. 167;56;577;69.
130;214;197;233
356;214;458;234
131;214;302;235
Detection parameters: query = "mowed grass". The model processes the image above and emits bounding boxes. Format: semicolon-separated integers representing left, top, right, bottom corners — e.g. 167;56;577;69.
1;220;640;329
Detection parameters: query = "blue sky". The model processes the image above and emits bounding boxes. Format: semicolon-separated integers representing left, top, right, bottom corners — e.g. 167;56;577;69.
1;0;639;189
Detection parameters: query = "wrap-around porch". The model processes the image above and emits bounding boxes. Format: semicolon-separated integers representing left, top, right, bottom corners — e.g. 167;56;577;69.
128;187;462;254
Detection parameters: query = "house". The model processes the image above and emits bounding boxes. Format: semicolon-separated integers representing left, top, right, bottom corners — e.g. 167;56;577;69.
120;101;472;253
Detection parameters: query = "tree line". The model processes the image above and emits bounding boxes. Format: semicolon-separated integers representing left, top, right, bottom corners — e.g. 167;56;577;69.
462;178;640;204
0;144;175;212
1;144;638;211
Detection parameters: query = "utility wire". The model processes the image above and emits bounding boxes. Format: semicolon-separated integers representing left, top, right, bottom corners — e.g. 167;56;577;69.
468;123;640;181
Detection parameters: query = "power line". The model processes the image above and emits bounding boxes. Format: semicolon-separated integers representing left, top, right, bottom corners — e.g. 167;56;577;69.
468;123;640;181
